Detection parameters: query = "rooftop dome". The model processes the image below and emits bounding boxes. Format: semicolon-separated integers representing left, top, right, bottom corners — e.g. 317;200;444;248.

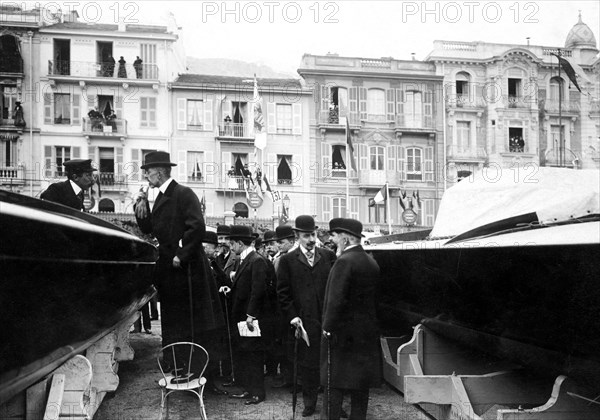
565;12;597;49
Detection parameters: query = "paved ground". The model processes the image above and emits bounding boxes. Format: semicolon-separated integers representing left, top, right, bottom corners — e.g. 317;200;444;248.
95;319;429;420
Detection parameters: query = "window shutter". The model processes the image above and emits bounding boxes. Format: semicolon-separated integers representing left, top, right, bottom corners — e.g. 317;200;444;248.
386;89;395;121
395;89;404;120
387;145;396;172
115;147;123;182
321;85;329;112
349;87;358;123
222;100;231;121
177;98;187;130
73;147;81;159
149;97;157;128
130;149;141;181
204;99;213;131
425;146;434;182
424;90;433;127
359;87;367;120
72;93;80;126
267;153;276;183
267;102;276;134
204;151;214;184
178;150;187;181
44;145;53;178
292;103;302;135
359;143;368;171
44;93;52;124
222;151;232;188
397;146;406;181
322;195;331;221
425;199;435;227
114;95;122;119
350;196;359;219
321;143;331;180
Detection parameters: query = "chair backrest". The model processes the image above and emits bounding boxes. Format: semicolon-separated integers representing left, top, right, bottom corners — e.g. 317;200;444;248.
157;342;209;385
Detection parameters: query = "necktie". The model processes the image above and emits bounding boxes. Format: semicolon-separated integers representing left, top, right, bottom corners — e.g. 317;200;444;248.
77;191;84;209
306;250;314;266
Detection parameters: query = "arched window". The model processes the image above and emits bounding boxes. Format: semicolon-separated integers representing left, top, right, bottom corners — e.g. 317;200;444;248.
367;89;385;121
549;76;564;102
98;198;115;212
233;202;249;218
455;72;471;105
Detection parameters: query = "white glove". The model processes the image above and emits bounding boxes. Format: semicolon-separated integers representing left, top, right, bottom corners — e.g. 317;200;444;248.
290;317;302;328
219;286;231;295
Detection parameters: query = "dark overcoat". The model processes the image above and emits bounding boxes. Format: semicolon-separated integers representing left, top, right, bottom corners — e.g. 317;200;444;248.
230;250;267;351
320;245;381;389
135;180;225;358
40;180;83;210
277;246;336;368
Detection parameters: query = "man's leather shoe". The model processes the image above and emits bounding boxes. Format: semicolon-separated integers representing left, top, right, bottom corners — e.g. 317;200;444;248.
244;395;264;405
207;386;228;396
302;406;315;417
222;380;237;387
230;391;250;399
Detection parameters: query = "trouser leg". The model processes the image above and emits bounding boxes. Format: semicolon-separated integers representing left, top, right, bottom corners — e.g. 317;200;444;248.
349;389;369;420
322;387;343;420
301;365;319;409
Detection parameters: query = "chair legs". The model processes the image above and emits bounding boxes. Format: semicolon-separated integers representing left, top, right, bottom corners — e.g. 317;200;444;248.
158;388;206;420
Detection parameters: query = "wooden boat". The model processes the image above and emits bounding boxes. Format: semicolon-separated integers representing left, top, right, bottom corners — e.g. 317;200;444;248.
367;167;600;391
0;190;158;404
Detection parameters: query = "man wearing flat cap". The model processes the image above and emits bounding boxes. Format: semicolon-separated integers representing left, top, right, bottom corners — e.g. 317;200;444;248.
320;218;381;420
277;215;336;417
40;159;96;211
134;151;225;375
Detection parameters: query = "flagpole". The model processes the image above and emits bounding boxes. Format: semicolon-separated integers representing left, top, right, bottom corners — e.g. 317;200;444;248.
345;133;350;218
386;182;391;234
558;49;563;168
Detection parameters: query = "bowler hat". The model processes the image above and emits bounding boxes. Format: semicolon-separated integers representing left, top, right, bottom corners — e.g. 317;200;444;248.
216;225;231;236
292;215;317;233
254;237;263;249
227;225;255;241
63;159;97;173
263;230;276;243
202;231;218;246
274;225;294;241
140;151;177;169
329;218;365;238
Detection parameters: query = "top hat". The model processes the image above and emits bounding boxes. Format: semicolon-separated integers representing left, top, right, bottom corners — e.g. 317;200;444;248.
63;159;97;173
202;231;218;246
227;225;255;241
216;225;231;236
263;230;276;243
329;218;365;238
140;151;177;169
292;215;317;233
274;225;294;241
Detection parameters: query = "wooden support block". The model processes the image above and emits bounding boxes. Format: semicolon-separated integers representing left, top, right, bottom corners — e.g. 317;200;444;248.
26;378;50;420
86;333;119;393
52;355;92;419
113;312;140;362
42;374;64;420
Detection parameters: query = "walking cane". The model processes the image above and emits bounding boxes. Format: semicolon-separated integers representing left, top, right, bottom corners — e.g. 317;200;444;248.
187;265;195;343
292;326;300;420
222;289;235;383
326;331;331;420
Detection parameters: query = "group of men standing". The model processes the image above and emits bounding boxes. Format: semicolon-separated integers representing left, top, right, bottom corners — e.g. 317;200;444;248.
41;151;382;419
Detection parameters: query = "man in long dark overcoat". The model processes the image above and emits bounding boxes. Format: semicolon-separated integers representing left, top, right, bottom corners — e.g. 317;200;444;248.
320;218;381;420
134;151;225;371
277;215;336;417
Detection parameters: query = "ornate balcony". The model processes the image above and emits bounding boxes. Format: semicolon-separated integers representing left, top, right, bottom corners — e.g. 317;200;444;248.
216;123;249;139
83;117;127;137
446;146;487;161
97;172;127;187
0;164;25;184
395;114;434;130
502;96;535;109
446;95;486;109
543;100;580;114
48;60;158;80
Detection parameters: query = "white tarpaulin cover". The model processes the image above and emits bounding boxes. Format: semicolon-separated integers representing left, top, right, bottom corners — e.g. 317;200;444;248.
430;167;600;238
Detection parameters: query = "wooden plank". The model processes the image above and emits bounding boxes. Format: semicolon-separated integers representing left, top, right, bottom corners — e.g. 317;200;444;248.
42;374;64;420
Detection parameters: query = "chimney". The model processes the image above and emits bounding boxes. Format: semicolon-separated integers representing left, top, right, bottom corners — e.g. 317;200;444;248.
63;10;79;23
411;53;416;61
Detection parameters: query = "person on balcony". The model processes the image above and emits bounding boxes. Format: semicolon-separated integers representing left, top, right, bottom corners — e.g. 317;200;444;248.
224;115;233;136
106;111;117;132
13;101;25;127
133;56;143;79
117;56;127;78
87;108;103;131
104;54;115;77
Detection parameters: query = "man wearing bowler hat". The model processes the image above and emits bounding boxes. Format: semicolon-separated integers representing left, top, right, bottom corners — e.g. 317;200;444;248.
273;224;295;272
134;151;225;374
320;218;381;420
277;215;336;417
40;159;96;211
225;225;268;405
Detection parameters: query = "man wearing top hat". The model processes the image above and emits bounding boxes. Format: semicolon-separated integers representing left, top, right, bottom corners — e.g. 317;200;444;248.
134;151;225;373
320;218;381;420
225;225;268;405
40;159;96;211
277;215;336;417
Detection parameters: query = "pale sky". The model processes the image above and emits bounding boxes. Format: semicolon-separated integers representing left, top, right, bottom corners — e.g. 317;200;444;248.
28;1;600;75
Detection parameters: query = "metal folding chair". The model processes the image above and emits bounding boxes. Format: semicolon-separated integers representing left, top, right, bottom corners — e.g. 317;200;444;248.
157;342;209;420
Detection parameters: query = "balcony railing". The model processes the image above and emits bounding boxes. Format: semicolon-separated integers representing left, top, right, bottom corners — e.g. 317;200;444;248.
543;100;580;113
0;164;25;182
318;110;360;125
503;96;535;109
396;115;434;129
446;95;486;108
97;172;126;186
226;175;248;190
48;60;158;80
446;145;487;159
83;117;127;136
217;123;248;138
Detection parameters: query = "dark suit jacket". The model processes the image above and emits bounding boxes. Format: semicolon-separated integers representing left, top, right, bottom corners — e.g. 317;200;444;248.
40;180;83;211
320;245;381;389
230;250;267;351
277;246;336;367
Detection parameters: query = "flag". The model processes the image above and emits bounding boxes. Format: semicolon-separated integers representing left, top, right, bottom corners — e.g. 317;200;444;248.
369;184;387;207
551;53;592;93
412;190;421;213
279;205;289;225
345;117;357;171
252;75;267;150
200;191;206;214
399;190;408;211
262;174;272;196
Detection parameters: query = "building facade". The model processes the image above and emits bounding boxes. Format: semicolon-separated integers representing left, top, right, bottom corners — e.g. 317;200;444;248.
427;13;600;184
298;54;445;230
